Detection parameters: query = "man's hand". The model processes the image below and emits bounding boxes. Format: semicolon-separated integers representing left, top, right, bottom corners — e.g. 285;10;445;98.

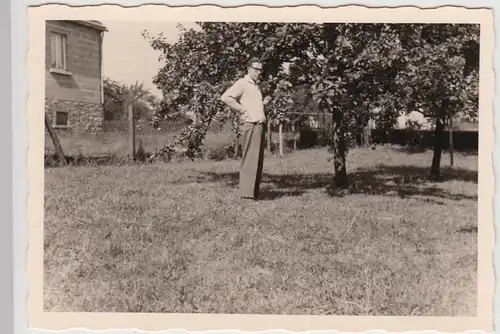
221;95;246;115
263;96;271;105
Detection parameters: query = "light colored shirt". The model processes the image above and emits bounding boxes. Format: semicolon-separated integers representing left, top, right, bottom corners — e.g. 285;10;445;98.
221;75;266;123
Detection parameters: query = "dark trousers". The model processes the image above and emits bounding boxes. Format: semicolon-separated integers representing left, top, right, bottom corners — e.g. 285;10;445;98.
239;122;266;199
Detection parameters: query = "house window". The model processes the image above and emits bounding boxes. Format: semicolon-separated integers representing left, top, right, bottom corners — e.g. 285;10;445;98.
54;111;69;127
50;32;67;70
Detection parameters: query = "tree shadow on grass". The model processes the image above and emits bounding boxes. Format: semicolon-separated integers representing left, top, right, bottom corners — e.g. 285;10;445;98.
328;165;477;201
258;189;306;200
195;171;331;190
390;146;429;154
195;165;477;202
457;226;477;233
390;146;478;157
356;165;478;184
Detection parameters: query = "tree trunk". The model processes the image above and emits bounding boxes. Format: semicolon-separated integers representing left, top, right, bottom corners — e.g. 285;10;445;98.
279;123;284;156
234;137;239;158
128;104;136;161
45;113;66;165
357;127;364;147
267;122;272;152
430;117;445;180
449;116;454;167
332;110;348;188
362;125;372;148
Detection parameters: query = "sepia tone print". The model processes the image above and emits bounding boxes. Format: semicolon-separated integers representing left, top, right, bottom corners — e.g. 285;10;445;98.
27;4;494;333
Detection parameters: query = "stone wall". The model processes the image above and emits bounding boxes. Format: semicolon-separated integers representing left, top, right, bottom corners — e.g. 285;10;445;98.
45;98;103;133
45;20;105;133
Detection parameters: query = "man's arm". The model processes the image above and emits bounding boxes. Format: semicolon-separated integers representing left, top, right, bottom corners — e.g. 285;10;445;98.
220;79;246;114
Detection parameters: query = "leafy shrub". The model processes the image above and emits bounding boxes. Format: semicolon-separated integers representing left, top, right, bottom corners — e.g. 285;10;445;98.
298;128;319;149
205;145;235;161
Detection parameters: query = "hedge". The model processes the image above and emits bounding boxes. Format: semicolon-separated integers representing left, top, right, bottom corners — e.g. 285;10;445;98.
294;128;478;151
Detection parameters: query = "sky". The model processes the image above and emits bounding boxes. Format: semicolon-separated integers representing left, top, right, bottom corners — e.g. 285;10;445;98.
100;21;199;97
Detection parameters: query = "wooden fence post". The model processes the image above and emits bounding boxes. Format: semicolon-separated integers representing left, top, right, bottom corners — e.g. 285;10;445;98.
292;122;297;151
45;113;66;165
449;116;454;167
128;104;136;161
279;123;284;156
267;122;272;153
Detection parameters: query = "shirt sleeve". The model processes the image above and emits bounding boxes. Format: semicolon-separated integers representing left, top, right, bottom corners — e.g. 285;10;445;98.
221;78;245;101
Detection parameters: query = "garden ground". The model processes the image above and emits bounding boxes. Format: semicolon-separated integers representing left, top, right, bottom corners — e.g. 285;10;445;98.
43;146;478;315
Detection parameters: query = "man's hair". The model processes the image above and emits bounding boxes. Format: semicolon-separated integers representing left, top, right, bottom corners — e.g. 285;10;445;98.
247;57;262;68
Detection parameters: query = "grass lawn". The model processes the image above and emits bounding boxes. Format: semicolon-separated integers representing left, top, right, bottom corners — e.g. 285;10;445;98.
43;146;478;316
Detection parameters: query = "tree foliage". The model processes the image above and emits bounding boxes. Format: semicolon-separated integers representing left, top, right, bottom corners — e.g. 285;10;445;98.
143;22;479;184
393;24;480;179
103;77;160;121
142;23;305;159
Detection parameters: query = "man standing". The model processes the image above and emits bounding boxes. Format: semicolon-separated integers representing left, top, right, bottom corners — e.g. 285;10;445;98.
220;58;267;200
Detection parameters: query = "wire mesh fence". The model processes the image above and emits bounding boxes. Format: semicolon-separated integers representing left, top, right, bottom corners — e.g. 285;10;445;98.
45;99;480;167
45;122;232;158
45;109;336;161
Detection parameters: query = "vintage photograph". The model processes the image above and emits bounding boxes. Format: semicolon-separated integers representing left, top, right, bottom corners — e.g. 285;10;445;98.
29;4;493;332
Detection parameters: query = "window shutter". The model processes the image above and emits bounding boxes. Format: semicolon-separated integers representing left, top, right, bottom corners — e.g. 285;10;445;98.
63;34;67;70
50;34;57;68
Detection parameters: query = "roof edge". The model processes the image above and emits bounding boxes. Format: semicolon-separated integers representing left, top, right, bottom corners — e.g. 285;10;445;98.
72;20;108;32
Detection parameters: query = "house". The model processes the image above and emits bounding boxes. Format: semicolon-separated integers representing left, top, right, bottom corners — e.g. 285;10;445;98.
45;20;107;132
395;111;479;132
396;111;433;130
